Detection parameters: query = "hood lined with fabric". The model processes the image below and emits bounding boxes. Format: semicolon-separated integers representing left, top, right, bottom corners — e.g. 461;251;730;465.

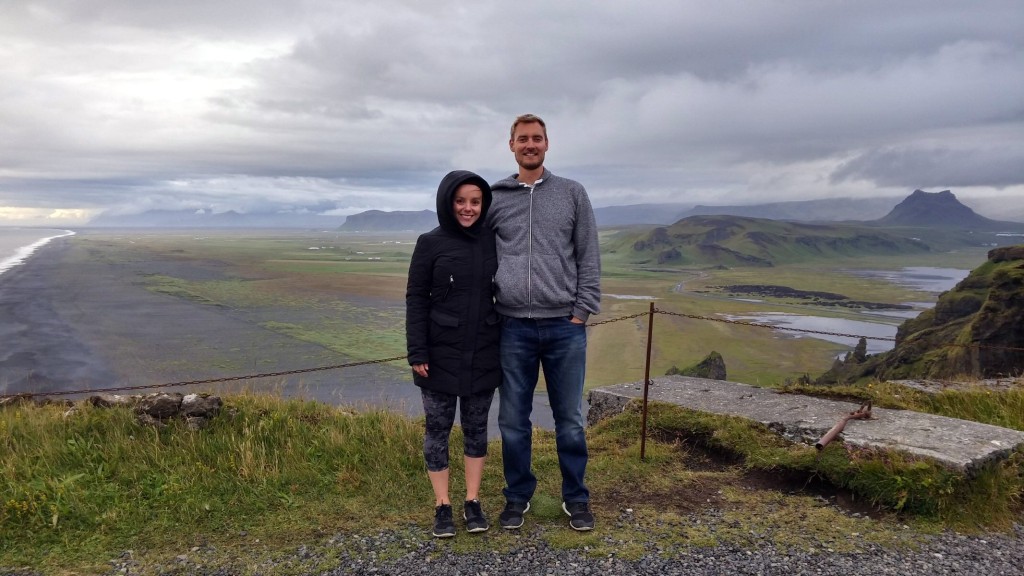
435;170;492;237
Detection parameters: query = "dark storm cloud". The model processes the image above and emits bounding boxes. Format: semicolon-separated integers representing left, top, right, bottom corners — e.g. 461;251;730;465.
832;145;1024;189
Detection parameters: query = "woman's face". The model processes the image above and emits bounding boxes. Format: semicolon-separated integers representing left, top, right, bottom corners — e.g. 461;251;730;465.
453;184;483;228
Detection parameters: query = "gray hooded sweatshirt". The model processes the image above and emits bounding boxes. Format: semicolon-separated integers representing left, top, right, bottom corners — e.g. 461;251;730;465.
486;168;601;322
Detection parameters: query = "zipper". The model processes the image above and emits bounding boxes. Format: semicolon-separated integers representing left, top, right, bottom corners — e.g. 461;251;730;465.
523;180;541;318
442;272;454;301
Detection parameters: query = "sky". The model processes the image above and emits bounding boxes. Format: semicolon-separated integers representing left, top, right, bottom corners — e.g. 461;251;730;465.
2;0;1023;226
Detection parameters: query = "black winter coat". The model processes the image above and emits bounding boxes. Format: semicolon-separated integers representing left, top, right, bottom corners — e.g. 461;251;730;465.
405;171;501;396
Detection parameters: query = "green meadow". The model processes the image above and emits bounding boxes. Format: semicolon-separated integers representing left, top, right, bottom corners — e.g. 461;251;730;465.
67;228;994;389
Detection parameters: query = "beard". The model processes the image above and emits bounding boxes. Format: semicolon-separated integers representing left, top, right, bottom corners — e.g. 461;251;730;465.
517;153;544;171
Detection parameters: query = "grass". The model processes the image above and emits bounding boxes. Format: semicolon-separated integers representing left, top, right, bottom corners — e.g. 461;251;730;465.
3;388;1023;574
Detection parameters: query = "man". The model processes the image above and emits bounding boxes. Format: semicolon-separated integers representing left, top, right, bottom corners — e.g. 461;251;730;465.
486;114;601;531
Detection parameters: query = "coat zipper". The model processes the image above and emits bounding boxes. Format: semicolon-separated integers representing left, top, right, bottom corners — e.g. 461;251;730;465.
523;179;542;318
442;274;454;301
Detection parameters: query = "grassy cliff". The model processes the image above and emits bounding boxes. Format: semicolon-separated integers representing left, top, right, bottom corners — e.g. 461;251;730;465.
3;388;1024;573
818;245;1024;383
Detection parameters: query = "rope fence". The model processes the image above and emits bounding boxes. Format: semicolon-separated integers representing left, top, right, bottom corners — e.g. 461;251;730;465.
2;306;1021;402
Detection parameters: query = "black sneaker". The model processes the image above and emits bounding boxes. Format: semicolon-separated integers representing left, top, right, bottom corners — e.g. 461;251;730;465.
463;499;489;533
432;504;456;538
498;500;530;529
562;501;595;531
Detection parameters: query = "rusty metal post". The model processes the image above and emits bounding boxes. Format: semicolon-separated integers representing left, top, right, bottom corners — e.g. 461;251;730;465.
640;301;655;460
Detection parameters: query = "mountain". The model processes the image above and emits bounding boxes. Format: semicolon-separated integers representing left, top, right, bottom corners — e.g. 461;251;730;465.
871;190;1022;230
593;203;692;226
594;198;899;227
87;209;347;229
680;197;898;222
608;215;931;268
818;245;1024;382
338;210;437;232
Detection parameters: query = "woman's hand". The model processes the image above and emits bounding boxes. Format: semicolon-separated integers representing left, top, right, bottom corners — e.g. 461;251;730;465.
412;363;429;378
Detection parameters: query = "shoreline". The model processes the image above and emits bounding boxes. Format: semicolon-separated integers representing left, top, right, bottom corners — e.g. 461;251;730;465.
0;228;76;278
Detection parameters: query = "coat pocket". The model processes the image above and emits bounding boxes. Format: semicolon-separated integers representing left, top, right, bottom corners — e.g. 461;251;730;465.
430;309;460;327
429;308;461;347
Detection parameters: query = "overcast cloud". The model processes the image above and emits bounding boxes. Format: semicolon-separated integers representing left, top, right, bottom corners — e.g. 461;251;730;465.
1;0;1023;225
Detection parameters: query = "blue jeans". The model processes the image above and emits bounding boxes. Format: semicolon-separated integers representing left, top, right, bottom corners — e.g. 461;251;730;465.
498;316;590;504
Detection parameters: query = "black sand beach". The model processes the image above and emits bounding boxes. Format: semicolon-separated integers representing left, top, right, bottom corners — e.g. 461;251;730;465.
0;233;413;406
0;237;120;392
0;232;557;434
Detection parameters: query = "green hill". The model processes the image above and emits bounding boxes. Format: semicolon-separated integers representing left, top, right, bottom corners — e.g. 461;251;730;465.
609;215;932;267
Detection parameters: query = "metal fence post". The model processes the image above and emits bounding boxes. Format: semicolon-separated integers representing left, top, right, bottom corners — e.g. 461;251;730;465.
640;301;655;460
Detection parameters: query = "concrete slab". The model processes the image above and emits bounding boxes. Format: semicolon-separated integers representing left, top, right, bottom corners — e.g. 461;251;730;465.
587;375;1024;475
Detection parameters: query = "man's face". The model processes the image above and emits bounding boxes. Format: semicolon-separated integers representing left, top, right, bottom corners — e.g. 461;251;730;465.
509;121;548;172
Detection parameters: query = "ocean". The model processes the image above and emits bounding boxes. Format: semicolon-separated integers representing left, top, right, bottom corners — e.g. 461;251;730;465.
0;227;75;278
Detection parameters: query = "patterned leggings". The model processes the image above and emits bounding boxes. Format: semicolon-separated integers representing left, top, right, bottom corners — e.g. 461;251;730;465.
421;387;495;472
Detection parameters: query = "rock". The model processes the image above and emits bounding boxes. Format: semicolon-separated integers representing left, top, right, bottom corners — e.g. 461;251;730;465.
181;393;222;418
135;392;184;419
88;394;138;408
666;351;727;380
136;412;167;429
185;416;209;431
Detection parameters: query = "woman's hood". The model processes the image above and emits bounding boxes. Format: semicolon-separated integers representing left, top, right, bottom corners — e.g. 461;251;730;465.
435;170;492;236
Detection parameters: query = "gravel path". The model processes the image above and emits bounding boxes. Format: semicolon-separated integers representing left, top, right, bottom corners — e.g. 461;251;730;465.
89;522;1024;576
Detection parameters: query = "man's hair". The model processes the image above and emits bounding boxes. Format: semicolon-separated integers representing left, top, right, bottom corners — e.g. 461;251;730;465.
510;114;547;140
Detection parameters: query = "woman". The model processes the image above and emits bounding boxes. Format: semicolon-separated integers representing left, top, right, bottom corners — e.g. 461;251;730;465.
405;170;501;537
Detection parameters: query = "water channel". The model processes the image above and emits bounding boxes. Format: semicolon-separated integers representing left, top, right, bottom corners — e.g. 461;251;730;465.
718;267;970;354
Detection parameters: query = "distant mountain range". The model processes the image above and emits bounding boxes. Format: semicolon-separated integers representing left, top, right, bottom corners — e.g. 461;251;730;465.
593;196;901;227
85;189;1023;232
606;189;1024;268
86;209;347;229
592;203;692;226
606;190;1024;268
338;210;437;232
609;215;934;268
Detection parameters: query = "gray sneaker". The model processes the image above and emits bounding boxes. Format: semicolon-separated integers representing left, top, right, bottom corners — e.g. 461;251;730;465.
498;500;530;529
464;499;489;533
562;501;595;531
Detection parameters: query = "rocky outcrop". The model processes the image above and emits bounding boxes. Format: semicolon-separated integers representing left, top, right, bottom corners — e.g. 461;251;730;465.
2;391;224;430
818;245;1024;383
666;351;727;380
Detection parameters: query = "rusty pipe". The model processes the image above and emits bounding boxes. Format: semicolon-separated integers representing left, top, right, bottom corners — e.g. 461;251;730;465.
815;400;872;451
